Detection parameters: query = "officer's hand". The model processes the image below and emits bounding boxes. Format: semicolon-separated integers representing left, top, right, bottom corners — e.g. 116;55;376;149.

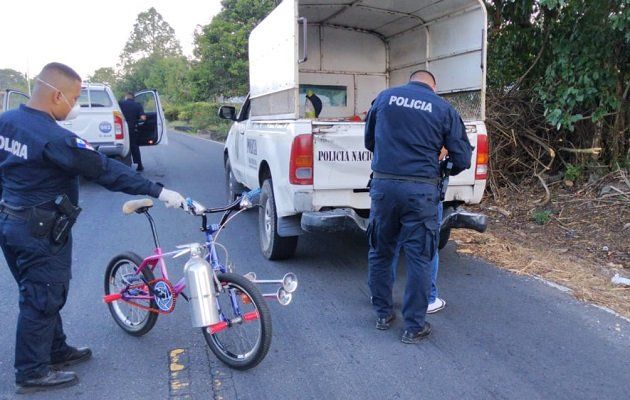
439;147;448;161
158;188;187;210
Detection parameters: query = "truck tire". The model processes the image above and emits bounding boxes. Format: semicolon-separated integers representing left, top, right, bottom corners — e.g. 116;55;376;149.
259;179;298;260
225;158;245;203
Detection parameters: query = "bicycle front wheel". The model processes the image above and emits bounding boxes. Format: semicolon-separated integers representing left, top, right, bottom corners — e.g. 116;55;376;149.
202;272;272;370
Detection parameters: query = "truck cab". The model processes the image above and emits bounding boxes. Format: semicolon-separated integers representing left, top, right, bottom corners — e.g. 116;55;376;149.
221;0;488;259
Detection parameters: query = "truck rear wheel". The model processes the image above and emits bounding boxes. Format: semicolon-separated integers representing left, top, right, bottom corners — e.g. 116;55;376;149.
259;179;298;260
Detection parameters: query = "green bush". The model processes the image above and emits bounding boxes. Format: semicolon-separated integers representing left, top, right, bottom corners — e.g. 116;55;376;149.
564;163;583;182
163;104;181;121
176;102;232;138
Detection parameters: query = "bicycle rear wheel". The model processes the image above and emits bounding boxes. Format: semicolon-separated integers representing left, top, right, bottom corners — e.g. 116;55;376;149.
202;272;272;370
104;252;158;336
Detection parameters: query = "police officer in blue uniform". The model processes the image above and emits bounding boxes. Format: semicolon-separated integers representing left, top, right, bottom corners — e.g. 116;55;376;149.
365;70;471;343
118;92;146;171
0;62;186;393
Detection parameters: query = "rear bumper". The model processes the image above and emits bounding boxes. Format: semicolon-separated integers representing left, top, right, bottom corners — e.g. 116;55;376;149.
93;143;126;157
300;206;487;234
301;208;368;233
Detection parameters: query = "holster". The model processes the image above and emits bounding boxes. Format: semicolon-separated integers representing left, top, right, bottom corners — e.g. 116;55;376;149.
439;160;453;201
51;195;82;244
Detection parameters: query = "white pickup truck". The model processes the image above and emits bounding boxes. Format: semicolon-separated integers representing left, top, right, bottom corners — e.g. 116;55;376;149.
219;0;489;260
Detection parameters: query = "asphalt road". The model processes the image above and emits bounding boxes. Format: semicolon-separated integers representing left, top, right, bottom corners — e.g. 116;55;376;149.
0;132;628;400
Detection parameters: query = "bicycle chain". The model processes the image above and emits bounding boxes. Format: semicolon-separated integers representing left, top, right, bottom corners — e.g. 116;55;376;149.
120;278;177;314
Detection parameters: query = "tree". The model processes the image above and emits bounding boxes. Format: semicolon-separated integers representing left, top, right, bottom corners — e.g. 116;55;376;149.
88;67;118;87
120;7;183;67
0;68;29;92
191;0;276;99
116;55;192;104
485;0;629;166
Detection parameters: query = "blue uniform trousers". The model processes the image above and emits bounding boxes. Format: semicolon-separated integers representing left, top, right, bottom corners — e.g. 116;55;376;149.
0;214;72;383
368;179;439;333
392;202;443;303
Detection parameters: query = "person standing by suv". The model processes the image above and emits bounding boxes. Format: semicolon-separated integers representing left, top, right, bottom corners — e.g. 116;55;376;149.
119;92;146;171
0;62;186;394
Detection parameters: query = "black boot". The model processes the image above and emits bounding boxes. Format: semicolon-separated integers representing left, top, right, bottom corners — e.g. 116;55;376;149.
375;313;396;330
401;322;432;344
16;370;78;394
51;346;92;368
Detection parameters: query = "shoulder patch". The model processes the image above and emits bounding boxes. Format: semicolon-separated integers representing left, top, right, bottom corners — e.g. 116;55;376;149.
74;137;95;151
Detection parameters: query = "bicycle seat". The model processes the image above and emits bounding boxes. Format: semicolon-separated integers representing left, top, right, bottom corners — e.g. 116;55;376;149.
123;199;154;214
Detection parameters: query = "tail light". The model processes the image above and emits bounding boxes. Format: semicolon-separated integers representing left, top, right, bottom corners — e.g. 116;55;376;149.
113;111;124;140
475;133;488;180
289;134;313;185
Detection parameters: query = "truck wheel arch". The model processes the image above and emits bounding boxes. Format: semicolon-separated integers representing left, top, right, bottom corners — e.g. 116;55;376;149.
258;161;271;187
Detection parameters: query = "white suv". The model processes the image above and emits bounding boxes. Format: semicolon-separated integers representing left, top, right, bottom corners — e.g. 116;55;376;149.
58;83;132;164
3;84;167;164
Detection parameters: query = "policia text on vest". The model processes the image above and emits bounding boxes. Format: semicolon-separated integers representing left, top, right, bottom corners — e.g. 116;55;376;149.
0;135;28;160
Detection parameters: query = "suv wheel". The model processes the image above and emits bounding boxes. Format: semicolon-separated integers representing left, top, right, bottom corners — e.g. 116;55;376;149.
259;179;298;260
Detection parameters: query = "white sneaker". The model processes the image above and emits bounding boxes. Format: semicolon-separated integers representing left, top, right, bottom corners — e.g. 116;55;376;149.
427;298;446;314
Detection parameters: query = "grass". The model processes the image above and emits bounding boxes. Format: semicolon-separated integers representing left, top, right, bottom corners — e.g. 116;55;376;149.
532;209;553;225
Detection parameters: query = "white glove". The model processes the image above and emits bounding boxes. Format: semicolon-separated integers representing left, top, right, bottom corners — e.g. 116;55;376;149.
158;188;186;209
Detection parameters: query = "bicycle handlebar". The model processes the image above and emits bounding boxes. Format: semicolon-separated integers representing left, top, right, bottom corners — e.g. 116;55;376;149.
183;188;261;216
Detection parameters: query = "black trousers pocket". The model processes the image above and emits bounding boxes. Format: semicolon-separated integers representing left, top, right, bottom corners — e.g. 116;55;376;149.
20;281;69;316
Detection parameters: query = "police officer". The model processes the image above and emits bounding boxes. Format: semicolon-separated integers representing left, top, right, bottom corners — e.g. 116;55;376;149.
0;62;186;393
118;92;146;171
365;70;471;343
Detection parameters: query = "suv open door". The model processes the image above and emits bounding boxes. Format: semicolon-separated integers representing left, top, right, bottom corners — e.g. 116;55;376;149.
1;89;29;113
134;90;167;145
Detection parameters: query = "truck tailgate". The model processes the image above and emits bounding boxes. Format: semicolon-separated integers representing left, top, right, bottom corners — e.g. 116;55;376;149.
313;123;479;189
60;110;115;143
312;122;372;190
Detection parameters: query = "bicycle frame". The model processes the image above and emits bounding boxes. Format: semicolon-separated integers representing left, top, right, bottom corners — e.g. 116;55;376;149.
105;210;229;304
104;193;296;335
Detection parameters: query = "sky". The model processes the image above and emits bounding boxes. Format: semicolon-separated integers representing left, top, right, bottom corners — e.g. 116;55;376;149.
0;0;223;80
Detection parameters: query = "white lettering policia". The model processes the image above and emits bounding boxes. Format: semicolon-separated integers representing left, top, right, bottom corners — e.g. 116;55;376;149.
389;95;433;113
0;135;28;160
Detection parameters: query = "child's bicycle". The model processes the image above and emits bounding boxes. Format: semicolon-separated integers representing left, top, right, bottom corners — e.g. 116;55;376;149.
102;190;298;370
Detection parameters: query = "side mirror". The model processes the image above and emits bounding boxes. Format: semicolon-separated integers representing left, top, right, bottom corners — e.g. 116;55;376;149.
218;105;237;121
